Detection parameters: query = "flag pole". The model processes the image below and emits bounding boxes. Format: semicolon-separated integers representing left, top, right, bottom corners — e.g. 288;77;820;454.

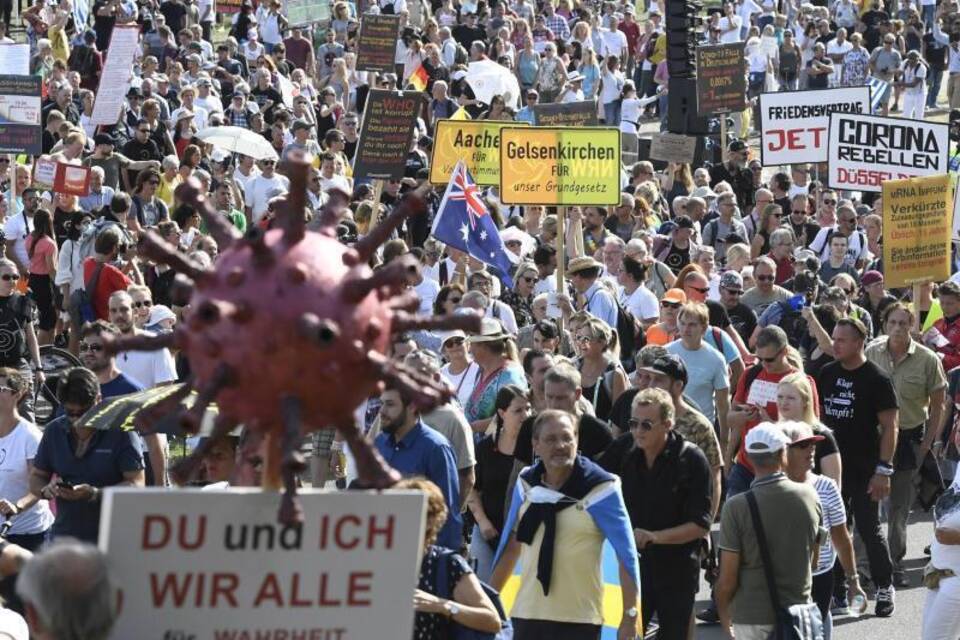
556;206;565;335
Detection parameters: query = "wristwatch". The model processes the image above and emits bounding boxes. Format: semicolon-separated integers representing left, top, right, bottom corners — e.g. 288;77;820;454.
625;607;639;618
443;601;461;618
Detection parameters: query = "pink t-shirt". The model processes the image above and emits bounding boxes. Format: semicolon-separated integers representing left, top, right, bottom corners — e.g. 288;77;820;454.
26;235;56;276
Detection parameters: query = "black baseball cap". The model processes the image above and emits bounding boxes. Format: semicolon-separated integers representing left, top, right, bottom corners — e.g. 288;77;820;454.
640;355;688;386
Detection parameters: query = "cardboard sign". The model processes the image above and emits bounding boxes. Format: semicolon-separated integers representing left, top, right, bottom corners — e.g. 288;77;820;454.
882;174;952;288
32;155;58;189
285;0;331;25
827;113;949;193
649;132;698;164
91;25;140;126
696;42;747;115
355;15;401;74
353;89;424;180
499;126;621;206
0;75;41;155
430;120;528;185
218;0;243;13
53;163;91;196
100;488;426;640
758;87;871;166
532;100;599;127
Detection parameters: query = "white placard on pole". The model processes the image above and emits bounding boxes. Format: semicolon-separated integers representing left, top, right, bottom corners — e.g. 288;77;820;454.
0;44;30;76
90;26;141;126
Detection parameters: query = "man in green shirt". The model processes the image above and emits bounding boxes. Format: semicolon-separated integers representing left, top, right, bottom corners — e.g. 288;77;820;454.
716;423;823;640
211;180;247;233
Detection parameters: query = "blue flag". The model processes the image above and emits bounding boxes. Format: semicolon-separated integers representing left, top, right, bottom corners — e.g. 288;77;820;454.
430;161;515;288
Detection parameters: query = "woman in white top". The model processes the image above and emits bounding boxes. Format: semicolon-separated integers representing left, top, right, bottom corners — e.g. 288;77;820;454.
618;80;645;135
0;368;54;550
782;421;866;640
923;458;960;639
898;50;928;120
440;331;480;410
599;56;625;126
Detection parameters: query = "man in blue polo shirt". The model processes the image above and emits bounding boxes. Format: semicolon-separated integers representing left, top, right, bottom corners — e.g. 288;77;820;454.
29;367;144;543
374;383;462;549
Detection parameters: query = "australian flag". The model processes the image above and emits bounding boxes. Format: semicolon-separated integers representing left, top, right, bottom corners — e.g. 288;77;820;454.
430;160;515;288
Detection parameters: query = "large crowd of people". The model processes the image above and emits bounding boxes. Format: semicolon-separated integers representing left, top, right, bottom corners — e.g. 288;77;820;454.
0;0;958;637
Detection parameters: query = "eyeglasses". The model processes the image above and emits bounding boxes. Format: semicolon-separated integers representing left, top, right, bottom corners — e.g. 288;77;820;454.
756;274;775;282
687;286;710;294
444;337;465;347
627;418;656;432
0;274;20;282
520;276;536;283
79;343;105;353
132;301;153;309
723;288;743;296
261;160;276;166
661;300;681;309
758;350;782;363
839;218;856;224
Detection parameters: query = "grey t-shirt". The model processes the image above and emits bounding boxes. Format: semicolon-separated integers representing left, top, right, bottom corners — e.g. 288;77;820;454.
871;48;902;82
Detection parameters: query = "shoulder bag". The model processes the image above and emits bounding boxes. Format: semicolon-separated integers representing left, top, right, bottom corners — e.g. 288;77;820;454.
745;491;824;640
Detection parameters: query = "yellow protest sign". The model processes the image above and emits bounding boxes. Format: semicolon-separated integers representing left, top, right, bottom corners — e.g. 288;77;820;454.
882;173;952;288
499;127;621;206
430;120;526;185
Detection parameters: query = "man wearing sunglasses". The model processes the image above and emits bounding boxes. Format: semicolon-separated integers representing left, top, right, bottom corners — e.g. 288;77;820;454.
611;387;713;639
807;203;869;271
243;157;289;225
740;257;791;317
78;321;142;400
30;367;144;544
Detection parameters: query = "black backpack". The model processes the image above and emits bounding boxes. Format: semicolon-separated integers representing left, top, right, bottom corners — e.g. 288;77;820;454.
614;299;645;371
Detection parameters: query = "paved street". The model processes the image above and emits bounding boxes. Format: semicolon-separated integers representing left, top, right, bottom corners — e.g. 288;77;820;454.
690;509;935;639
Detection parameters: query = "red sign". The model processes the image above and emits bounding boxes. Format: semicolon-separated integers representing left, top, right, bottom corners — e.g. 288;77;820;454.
53;163;91;196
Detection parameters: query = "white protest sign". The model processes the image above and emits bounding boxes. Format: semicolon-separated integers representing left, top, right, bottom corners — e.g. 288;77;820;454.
758;87;870;166
827;112;949;193
0;44;29;75
91;25;140;126
100;488;426;640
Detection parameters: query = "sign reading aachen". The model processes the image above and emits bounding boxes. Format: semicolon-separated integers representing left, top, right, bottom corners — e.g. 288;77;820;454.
430;120;528;185
499;127;621;206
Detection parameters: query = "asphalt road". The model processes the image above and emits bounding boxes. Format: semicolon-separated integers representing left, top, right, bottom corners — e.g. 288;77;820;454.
690;509;935;639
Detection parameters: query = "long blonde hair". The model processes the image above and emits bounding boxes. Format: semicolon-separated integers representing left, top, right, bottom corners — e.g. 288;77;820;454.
778;372;817;425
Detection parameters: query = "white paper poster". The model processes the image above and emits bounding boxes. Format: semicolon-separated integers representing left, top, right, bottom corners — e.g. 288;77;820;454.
0;44;29;76
100;488;426;640
758;86;870;166
91;26;141;126
827;112;949;193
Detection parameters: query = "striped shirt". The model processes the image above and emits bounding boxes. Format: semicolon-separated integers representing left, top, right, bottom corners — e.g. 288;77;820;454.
812;474;846;575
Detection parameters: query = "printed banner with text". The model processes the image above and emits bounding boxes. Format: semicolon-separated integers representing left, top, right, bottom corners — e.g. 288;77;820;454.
91;26;140;126
533;100;599;127
100;488;426;640
828;113;949;193
431;119;527;185
355;15;401;74
0;75;41;155
758;86;871;166
882;174;952;288
499;127;621;206
696;43;747;116
354;89;424;180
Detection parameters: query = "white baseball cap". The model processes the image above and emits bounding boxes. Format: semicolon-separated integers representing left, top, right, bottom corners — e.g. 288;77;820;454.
744;423;791;454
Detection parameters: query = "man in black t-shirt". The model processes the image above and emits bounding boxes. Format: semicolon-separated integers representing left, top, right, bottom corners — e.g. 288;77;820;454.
817;317;898;617
923;30;948;108
514;365;613;465
718;271;757;345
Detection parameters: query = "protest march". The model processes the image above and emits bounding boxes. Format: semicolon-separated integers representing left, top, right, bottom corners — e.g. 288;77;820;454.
2;0;960;638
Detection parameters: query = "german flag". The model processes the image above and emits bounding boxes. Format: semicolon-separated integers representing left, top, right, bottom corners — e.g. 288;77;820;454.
408;64;429;92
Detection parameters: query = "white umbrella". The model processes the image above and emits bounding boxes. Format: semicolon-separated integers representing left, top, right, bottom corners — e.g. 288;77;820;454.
195;126;279;161
466;59;522;111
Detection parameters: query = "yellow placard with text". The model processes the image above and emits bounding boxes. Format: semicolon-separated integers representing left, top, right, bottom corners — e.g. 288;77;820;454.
429;120;526;186
499;127;621;206
882;173;952;289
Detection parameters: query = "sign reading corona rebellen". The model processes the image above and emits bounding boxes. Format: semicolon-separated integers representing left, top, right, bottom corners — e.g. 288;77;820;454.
101;488;426;640
499;127;621;206
430;120;527;185
882;174;952;288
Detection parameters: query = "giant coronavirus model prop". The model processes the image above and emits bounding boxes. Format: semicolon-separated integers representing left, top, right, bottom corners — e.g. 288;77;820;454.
103;161;481;523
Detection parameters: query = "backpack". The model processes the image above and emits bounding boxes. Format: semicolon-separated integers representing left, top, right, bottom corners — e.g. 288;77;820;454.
434;548;512;640
614;298;644;370
77;218;134;265
774;300;805;348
